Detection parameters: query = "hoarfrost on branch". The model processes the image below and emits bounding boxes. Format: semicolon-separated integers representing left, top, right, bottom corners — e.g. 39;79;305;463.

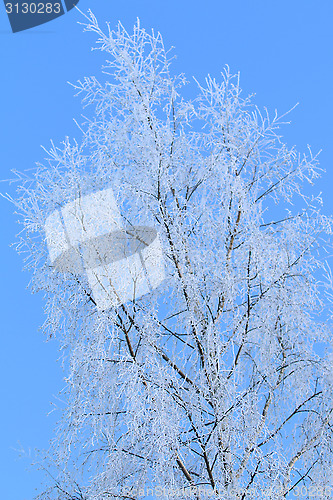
10;13;333;500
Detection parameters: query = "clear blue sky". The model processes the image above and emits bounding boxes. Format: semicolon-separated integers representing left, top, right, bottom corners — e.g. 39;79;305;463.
1;1;333;499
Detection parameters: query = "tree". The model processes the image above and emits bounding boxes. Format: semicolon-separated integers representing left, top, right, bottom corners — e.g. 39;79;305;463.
9;12;333;500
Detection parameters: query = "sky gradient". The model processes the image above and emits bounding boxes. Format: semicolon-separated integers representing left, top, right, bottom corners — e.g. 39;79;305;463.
1;1;333;498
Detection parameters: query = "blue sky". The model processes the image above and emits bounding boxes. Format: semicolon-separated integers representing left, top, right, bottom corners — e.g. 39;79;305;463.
1;1;333;499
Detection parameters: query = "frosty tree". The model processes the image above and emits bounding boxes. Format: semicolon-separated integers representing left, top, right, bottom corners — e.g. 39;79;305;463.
9;13;333;500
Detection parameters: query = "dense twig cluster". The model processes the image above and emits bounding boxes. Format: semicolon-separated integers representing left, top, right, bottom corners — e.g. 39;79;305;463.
9;12;333;500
